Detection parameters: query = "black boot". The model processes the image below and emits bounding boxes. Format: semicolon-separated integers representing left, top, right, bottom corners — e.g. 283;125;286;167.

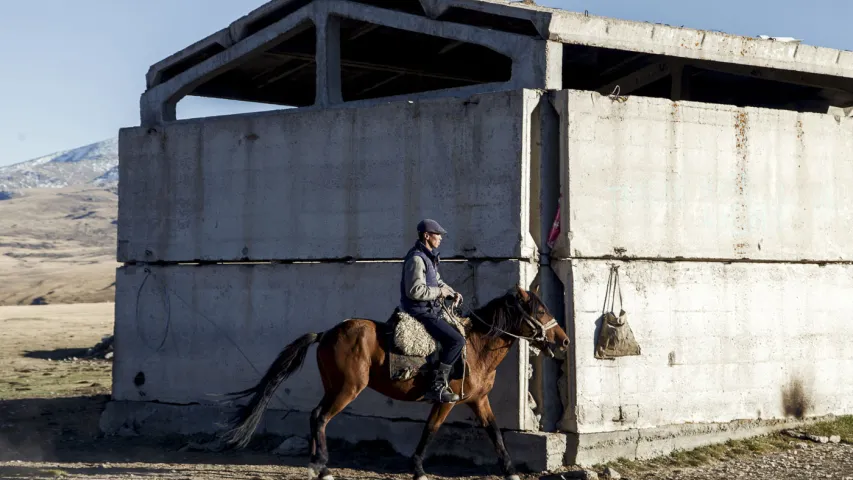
423;363;460;403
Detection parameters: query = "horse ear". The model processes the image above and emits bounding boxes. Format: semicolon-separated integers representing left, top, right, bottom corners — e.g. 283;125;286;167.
533;284;541;296
515;285;529;301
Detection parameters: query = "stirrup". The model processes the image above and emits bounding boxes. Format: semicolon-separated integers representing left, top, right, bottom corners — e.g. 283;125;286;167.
424;382;459;403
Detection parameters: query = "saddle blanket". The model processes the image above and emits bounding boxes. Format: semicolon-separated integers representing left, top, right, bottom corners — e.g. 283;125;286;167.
386;309;470;381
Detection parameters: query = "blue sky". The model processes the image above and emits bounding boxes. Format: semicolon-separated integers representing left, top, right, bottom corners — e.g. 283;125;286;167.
1;0;850;166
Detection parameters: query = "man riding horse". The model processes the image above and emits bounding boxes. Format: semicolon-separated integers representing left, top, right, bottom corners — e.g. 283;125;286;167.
400;219;464;404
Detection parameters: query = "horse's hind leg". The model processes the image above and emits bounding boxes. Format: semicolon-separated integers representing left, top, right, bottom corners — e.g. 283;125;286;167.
411;403;455;480
309;347;369;480
309;385;365;480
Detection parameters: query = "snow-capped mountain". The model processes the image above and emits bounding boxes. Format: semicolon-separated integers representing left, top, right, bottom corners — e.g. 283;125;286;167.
0;138;118;193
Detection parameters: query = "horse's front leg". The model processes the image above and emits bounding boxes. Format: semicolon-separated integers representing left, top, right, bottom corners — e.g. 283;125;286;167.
411;403;454;480
468;396;519;480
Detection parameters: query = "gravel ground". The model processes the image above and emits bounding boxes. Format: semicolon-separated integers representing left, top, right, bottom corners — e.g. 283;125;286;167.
606;442;853;480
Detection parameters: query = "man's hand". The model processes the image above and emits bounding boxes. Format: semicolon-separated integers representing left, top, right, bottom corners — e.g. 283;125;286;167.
452;292;463;308
439;285;455;298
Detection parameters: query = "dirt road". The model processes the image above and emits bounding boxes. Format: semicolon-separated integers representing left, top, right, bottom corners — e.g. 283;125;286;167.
1;304;851;480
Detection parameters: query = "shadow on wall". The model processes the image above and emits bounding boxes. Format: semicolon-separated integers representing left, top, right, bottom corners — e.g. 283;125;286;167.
782;377;813;420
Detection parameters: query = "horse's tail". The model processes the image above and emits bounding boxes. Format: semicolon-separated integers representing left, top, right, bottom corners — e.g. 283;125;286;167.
218;332;324;450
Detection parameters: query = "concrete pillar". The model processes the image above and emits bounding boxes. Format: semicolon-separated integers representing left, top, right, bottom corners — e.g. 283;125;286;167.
315;14;343;106
140;90;177;126
670;62;691;101
514;40;563;91
527;93;566;432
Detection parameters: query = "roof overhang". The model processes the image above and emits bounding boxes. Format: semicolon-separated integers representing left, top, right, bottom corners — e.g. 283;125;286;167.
146;0;853;92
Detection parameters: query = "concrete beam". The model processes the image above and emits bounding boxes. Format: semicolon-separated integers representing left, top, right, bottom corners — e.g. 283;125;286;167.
140;5;315;125
423;0;554;39
549;11;853;81
270;51;498;84
145;28;235;90
229;0;307;43
418;0;446;19
597;62;672;96
689;59;853;94
113;261;536;431
321;0;544;83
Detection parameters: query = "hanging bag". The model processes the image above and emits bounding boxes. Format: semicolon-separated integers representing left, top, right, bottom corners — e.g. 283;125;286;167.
595;265;641;359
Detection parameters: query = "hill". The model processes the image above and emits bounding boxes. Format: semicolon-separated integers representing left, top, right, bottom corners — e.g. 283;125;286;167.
0;139;119;306
0;138;118;194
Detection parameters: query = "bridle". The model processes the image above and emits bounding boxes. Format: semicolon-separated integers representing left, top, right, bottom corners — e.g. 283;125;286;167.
445;297;559;345
511;302;560;344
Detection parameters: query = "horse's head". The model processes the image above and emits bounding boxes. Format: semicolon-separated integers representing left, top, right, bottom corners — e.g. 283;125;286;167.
508;285;570;360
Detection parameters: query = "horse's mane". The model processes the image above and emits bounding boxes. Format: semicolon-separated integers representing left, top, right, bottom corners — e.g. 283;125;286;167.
469;289;549;338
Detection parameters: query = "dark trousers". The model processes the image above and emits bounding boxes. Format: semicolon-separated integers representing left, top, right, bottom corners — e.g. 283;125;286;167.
414;311;465;366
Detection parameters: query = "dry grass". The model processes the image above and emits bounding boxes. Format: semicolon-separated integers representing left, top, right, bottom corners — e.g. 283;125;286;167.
0;303;114;400
0;186;119;306
598;435;789;474
596;416;853;476
802;416;853;443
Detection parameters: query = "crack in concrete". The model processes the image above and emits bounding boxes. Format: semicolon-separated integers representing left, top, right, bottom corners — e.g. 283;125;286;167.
554;255;852;266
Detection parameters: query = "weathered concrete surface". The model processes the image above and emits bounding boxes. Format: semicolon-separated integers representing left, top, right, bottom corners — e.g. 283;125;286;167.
113;261;537;430
554;259;853;435
553;90;853;261
121;90;537;262
548;10;853;80
100;401;565;472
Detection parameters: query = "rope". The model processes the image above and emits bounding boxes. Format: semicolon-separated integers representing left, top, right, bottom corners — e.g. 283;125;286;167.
134;267;171;353
461;303;546;343
602;265;623;316
134;266;291;407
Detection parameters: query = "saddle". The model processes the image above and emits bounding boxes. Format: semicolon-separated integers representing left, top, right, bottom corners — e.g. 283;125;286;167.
383;308;471;382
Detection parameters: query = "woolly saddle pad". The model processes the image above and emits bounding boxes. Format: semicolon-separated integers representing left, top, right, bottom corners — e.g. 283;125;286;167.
392;310;468;357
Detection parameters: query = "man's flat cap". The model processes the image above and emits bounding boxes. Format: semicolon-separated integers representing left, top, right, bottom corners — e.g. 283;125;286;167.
417;219;447;235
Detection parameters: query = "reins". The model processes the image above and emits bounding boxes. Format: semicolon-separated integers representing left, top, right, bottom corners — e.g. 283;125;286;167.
444;299;558;344
439;296;558;401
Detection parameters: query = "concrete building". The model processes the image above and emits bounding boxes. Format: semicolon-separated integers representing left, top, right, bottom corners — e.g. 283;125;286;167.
104;0;853;470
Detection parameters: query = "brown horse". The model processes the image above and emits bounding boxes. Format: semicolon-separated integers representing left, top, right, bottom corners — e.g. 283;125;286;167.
216;286;569;480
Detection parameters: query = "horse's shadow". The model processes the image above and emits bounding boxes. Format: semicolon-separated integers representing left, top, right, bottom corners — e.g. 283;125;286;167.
0;395;506;478
22;347;90;360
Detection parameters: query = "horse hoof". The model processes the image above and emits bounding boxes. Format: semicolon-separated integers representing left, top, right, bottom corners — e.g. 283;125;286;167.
308;464;329;480
506;475;521;480
415;476;429;480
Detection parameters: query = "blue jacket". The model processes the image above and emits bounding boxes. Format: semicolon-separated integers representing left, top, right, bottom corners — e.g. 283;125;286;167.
400;241;446;316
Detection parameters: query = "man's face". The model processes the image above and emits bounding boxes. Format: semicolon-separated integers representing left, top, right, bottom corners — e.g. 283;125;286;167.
425;232;442;250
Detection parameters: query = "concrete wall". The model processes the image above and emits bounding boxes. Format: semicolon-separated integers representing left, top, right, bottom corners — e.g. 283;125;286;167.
119;90;538;262
549;89;853;463
555;259;853;434
113;260;538;431
553;90;853;261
